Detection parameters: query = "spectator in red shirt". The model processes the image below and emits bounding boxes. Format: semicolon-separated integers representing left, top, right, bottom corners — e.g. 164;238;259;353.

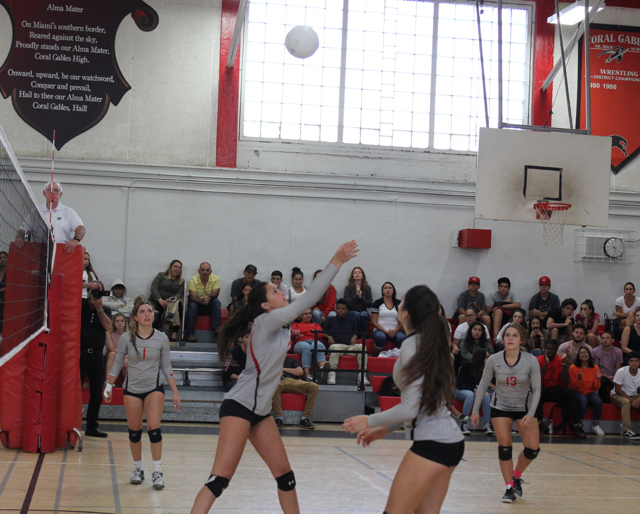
311;269;336;325
569;347;604;436
534;340;584;438
575;300;600;349
292;309;329;382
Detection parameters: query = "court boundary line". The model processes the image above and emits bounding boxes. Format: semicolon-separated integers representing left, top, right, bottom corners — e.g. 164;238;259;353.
0;450;21;499
20;453;45;514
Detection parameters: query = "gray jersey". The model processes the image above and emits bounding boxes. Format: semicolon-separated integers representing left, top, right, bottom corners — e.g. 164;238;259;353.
368;334;463;443
473;351;541;417
110;329;174;394
225;263;338;416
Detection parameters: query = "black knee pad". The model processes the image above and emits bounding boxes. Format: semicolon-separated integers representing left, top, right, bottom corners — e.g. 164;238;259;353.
523;447;540;460
498;445;513;461
276;470;296;491
128;429;142;443
205;475;230;498
148;428;162;443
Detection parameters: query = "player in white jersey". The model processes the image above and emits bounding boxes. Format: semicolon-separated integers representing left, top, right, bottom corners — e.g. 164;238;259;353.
471;323;541;504
190;241;359;514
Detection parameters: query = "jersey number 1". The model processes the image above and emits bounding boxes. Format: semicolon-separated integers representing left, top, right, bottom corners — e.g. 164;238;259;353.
506;377;517;387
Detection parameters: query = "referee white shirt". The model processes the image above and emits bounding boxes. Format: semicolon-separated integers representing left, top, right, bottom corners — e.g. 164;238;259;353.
22;202;83;244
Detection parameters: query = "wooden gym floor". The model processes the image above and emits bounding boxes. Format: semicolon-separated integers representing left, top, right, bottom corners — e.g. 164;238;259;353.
1;422;640;514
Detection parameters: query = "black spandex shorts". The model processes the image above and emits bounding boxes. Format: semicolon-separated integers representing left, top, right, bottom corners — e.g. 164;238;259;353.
491;407;527;421
124;383;165;401
219;399;271;426
410;440;465;467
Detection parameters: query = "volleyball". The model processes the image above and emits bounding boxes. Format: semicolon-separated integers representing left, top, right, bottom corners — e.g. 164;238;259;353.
285;26;320;59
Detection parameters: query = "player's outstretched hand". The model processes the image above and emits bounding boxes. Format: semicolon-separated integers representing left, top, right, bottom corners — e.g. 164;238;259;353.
342;414;369;434
357;426;390;447
330;241;359;270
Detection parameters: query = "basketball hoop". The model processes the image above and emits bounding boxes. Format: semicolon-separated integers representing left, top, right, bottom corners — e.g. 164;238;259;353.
534;202;571;246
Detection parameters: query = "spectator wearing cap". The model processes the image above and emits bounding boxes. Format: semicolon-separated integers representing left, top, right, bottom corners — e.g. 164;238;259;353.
486;277;521;339
456;277;490;329
529;276;560;319
230;264;260;304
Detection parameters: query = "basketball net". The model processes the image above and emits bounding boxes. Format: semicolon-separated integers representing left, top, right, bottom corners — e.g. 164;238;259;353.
534;202;571;246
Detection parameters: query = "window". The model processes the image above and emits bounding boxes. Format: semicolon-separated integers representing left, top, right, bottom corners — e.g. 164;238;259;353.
241;0;531;152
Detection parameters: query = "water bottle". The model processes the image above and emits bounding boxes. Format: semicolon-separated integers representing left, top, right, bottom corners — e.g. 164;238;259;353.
548;420;554;435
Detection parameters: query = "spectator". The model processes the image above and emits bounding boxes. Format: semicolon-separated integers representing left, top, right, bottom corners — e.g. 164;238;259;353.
231;284;253;316
287;267;307;303
291;309;329;381
82;251;101;299
311;269;336;325
575;300;600;348
534;340;585;438
528;276;560;319
452;309;491;350
105;313;129;383
150;260;185;338
222;330;249;392
16;181;84;254
592;331;623;403
609;351;640;439
495;308;528;348
230;264;259;304
324;299;369;386
0;250;7;335
569;347;604;436
526;316;547;356
456;277;490;330
80;289;112;437
456;348;495;435
270;270;288;293
614;282;640;329
371;282;406;356
487;277;521;339
620;307;640;358
557;324;591;368
459;321;493;365
102;279;134;318
272;356;320;429
545;298;577;343
343;266;373;333
185;262;221;342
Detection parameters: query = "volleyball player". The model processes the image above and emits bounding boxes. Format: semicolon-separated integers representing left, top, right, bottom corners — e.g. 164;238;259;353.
190;241;359;514
104;301;181;489
343;285;464;514
471;323;541;503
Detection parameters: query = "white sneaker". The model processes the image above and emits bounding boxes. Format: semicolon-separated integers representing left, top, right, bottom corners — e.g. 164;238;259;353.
152;471;165;489
592;424;604;436
484;423;495;435
130;469;144;484
327;372;336;385
356;374;370;386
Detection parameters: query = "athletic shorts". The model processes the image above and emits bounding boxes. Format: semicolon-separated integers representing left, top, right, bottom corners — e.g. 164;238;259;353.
219;399;271;426
410;440;465;467
124;383;165;401
491;407;527;420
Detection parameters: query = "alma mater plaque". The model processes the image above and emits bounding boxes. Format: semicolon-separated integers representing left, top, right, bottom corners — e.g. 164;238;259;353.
0;0;159;149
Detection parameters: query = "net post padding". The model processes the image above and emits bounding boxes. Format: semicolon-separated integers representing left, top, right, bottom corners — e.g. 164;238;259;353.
534;202;571;247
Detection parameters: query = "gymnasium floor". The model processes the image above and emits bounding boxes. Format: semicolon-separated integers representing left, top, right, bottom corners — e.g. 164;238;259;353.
1;422;640;514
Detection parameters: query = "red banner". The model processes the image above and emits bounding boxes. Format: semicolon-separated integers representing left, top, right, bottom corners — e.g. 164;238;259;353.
579;24;640;174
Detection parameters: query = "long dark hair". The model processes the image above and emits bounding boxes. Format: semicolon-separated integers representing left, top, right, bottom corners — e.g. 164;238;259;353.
218;282;269;365
380;281;398;306
399;285;455;416
463;321;489;355
470;348;488;382
576;346;594;368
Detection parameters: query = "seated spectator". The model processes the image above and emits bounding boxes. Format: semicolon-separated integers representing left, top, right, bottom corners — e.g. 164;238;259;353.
231;284;252;316
272;356;320;429
545;298;577;343
620;307;640;360
287;267;307;303
343;266;373;333
292;309;329;382
82;251;100;299
487;277;521;339
185;262;221;342
456;348;494;435
557;324;591;369
534;339;585;438
105;313;128;383
569;347;604;436
149;259;185;336
222;330;249;392
324;299;369;386
452;309;490;351
230;264;259;304
592;331;623;403
614;282;640;329
456;276;491;329
526;316;547;356
0;250;7;335
575;299;600;348
270;270;288;293
459;321;493;365
528;276;560;319
311;269;336;325
371;282;406;356
102;279;134;318
495;308;528;348
609;351;640;439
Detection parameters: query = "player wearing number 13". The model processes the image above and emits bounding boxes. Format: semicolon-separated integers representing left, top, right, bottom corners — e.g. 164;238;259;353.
471;323;541;504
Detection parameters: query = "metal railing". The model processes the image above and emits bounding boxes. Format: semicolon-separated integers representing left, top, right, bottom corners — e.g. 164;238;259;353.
308;330;369;391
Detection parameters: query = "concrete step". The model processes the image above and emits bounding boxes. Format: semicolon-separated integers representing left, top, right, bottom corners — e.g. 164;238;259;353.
170;350;220;367
173;342;217;351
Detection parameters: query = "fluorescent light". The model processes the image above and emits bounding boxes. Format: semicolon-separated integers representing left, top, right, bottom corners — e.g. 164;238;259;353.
547;1;605;25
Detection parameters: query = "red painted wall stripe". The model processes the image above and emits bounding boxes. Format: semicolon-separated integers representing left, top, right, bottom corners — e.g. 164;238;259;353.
530;0;556;127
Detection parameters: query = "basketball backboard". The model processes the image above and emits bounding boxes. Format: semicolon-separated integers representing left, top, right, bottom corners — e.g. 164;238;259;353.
475;128;611;228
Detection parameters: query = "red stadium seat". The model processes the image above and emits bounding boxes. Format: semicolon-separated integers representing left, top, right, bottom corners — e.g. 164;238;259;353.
280;393;306;411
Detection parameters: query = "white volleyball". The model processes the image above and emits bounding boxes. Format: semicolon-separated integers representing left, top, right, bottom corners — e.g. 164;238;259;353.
285;26;320;59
